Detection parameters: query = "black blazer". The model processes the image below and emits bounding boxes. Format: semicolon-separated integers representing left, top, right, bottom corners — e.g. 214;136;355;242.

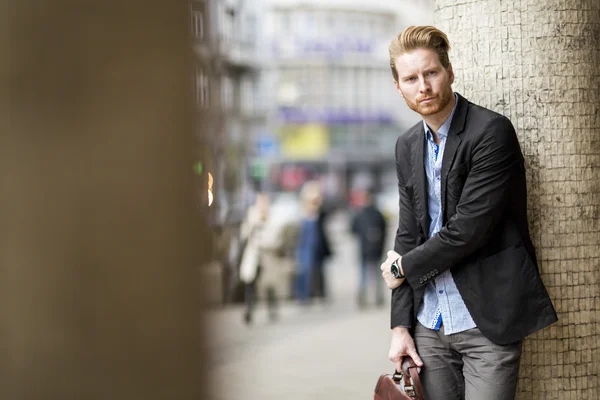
392;93;557;345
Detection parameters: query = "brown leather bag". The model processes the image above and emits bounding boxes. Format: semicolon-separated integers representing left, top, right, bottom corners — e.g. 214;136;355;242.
374;357;425;400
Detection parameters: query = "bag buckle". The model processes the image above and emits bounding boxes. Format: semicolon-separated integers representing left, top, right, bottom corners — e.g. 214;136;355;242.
404;383;416;398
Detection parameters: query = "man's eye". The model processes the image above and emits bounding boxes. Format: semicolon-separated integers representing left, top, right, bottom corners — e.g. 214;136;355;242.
428;71;437;75
406;77;416;82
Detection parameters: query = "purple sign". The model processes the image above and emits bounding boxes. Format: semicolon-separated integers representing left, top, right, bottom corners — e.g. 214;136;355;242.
278;107;394;124
272;37;376;58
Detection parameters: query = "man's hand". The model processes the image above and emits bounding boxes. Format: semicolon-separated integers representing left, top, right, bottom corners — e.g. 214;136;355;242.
381;250;404;289
389;327;423;373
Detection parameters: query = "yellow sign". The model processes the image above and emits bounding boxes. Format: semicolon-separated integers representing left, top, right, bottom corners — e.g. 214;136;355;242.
280;124;329;159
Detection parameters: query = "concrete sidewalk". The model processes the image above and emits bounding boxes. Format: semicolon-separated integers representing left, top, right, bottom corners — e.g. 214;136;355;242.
204;302;393;400
203;210;397;399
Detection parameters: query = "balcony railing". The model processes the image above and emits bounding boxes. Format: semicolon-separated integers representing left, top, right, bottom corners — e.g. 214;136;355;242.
217;35;261;68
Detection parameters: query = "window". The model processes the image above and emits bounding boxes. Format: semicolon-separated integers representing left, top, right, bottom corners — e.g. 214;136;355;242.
241;76;255;115
196;66;209;108
221;75;234;111
324;12;336;38
309;66;326;108
278;11;291;37
190;2;206;40
191;11;204;39
218;2;235;44
344;68;355;110
244;14;257;48
303;11;316;39
371;68;383;111
356;68;367;110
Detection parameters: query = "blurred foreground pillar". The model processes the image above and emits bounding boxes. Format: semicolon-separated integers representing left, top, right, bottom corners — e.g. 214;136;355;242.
435;1;599;398
0;1;207;398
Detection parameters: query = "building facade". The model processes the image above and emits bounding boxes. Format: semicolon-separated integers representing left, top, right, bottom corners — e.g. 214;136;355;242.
192;0;267;227
258;0;432;201
192;0;268;304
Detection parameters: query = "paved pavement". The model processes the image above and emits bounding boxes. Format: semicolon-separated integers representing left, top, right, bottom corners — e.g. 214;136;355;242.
203;211;398;399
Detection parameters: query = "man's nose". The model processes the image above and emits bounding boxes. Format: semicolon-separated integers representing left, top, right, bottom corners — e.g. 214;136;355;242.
418;77;431;92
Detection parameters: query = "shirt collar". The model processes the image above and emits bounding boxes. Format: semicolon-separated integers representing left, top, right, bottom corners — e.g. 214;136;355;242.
423;92;459;141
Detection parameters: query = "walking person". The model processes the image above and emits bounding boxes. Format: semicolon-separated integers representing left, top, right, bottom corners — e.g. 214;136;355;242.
239;193;279;324
295;180;331;304
351;188;387;308
380;26;558;400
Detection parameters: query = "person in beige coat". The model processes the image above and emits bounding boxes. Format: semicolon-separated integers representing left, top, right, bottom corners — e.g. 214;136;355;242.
239;193;293;324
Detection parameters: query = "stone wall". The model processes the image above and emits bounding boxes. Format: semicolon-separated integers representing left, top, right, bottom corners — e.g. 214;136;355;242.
435;0;599;398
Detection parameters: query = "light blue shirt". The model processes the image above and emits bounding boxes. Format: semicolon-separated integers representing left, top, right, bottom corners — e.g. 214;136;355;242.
416;93;477;335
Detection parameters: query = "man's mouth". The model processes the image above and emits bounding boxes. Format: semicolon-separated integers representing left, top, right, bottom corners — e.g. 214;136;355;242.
420;97;435;103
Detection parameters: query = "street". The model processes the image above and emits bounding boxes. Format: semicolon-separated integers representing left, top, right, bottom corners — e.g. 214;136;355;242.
203;211;397;399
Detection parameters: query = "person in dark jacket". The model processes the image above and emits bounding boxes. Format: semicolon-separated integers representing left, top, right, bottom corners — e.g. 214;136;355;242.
380;26;557;400
296;180;332;304
312;206;331;301
352;189;387;308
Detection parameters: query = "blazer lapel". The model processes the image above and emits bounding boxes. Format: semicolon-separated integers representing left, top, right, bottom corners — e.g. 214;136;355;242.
441;94;468;215
411;124;430;237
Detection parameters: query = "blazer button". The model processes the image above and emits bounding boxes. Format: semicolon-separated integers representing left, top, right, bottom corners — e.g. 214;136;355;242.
426;272;431;279
419;278;424;284
434;269;439;274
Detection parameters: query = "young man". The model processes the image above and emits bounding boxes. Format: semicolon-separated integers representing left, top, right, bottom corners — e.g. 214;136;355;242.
380;26;557;400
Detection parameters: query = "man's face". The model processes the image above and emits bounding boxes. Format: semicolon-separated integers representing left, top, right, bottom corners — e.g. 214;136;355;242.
393;48;454;118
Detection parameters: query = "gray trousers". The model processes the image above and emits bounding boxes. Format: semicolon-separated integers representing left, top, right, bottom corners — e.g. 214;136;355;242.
414;323;522;400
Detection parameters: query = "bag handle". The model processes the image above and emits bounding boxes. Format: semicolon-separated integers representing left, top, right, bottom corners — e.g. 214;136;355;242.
391;356;425;400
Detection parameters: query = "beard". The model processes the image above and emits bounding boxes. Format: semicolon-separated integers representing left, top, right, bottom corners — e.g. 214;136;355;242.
405;86;453;117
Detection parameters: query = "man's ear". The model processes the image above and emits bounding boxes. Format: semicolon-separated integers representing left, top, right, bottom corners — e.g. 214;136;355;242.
448;64;455;85
393;80;404;98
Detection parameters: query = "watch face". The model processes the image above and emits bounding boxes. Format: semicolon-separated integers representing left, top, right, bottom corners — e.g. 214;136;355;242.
390;261;400;278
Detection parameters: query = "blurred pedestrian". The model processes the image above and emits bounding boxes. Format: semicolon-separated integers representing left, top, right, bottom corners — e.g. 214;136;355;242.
351;189;387;308
295;181;331;304
239;193;279;324
381;25;557;399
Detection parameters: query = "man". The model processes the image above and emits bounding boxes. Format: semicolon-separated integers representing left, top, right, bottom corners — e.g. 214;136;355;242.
351;188;387;308
296;180;331;304
380;26;557;400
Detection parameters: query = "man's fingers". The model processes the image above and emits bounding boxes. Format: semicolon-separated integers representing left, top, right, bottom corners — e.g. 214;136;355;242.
395;360;403;374
382;250;400;273
380;260;390;272
407;347;424;367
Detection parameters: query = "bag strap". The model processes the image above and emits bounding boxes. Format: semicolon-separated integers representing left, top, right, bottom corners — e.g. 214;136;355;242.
391;357;424;400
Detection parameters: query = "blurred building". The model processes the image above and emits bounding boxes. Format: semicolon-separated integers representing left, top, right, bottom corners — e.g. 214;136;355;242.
253;0;432;204
192;0;268;304
192;0;267;228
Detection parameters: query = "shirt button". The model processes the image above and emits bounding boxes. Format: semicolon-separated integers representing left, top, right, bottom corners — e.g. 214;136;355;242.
439;290;444;294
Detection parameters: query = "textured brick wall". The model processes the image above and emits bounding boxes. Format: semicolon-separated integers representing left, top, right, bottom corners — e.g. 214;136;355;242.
434;0;600;398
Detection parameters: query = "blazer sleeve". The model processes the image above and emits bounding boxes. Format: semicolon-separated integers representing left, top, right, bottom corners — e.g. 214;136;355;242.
391;137;420;329
402;116;524;290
